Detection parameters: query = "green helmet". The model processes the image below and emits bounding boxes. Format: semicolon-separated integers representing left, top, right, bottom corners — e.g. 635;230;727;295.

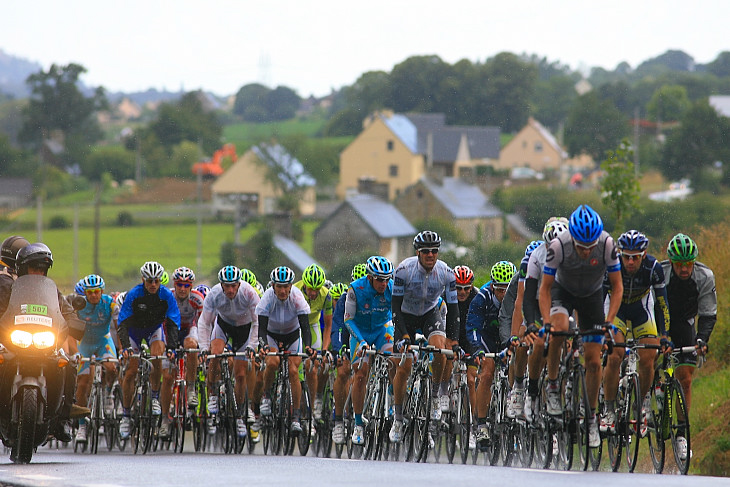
667;233;698;262
302;263;326;290
351;263;367;282
330;282;348;301
490;261;516;285
241;268;258;288
160;271;169;286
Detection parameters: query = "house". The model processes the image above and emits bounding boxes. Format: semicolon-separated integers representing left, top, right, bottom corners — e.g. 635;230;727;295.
336;111;500;201
313;194;417;267
395;177;503;243
211;143;316;217
0;178;33;209
496;117;594;174
272;234;321;275
710;95;730;118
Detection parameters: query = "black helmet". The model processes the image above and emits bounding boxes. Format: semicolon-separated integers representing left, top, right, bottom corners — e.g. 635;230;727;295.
413;230;441;250
16;243;54;277
1;235;29;269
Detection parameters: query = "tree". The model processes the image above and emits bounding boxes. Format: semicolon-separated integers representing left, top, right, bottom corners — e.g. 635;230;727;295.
233;83;270;120
388;55;453;113
647;85;691;122
0;133;32;177
266;86;300;121
706;51;730;78
564;92;629;160
481;52;537;132
149;91;222;154
18;63;106;151
600;140;640;229
82;146;136;181
531;75;578;130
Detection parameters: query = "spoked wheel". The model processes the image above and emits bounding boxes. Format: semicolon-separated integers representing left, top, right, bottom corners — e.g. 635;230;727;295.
298;382;313;456
344;395;357;459
413;379;431;463
647;380;666;473
668;380;690;475
516;419;534;467
486;393;502;466
456;385;470;465
623;374;641;472
261;417;272;455
554;376;574;471
574;370;591;472
173;384;187;453
532;387;552;469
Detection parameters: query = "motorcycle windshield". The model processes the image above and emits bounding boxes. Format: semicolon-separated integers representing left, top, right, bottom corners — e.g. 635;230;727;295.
0;275;64;332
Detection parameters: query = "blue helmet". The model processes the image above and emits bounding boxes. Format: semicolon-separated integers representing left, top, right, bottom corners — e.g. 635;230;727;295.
270;266;295;285
74;279;86;296
569;205;603;244
218;265;242;284
195;284;211;297
366;256;393;279
617;230;649;252
525;240;544;257
82;274;105;291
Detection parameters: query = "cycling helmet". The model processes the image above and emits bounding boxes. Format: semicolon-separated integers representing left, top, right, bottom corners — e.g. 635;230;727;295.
218;265;242;284
82;274;105;291
617;230;649;252
490;261;516;285
115;291;127;307
324;279;333;289
302;263;326;290
525;240;545;257
241;268;258;287
1;235;29;268
270;266;295;285
454;265;475;286
172;266;196;283
16;243;53;276
351;263;367;281
195;284;211;297
413;230;441;250
366;256;393;279
160;271;169;286
140;261;164;280
255;282;264;296
543;219;569;242
667;233;698;262
330;282;348;301
569;205;603;244
74;279;86;296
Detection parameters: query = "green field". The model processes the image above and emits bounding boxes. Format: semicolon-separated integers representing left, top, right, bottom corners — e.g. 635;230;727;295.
224;119;326;149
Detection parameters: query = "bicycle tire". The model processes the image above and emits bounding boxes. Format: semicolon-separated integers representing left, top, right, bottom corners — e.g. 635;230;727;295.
112;384;126;452
457;384;471;465
647;377;665;473
344;393;357;459
173;381;186;453
319;384;334;457
574;366;591;472
623;374;641;472
88;386;100;454
668;379;690;475
444;387;457;464
298;381;312;456
553;369;572;470
486;382;502;466
414;375;431;463
532;377;552;469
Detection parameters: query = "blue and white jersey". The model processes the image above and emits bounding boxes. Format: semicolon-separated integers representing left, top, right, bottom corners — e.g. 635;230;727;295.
393;256;457;316
255;285;310;336
77;294;116;345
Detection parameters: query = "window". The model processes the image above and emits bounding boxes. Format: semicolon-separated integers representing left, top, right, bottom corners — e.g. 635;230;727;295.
389;165;398;177
387;140;394;151
534;141;543;152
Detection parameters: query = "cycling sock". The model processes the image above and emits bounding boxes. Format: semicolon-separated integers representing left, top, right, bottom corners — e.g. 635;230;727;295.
431;381;439;397
528;378;539;397
122;408;130;417
316;392;323;401
292;409;300;421
151;389;160;400
438;381;449;396
79;418;86;426
606;400;616;412
334;415;342;422
355;414;363;426
394;404;403;421
548;379;559;391
478;417;487;425
514;377;524;389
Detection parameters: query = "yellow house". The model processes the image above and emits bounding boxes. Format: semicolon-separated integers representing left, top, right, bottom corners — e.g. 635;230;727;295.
496;117;594;173
211;143;316;216
337;111;500;201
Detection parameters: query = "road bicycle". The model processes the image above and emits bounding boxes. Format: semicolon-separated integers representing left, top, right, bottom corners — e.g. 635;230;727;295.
74;356;118;454
443;349;471;465
206;350;250;454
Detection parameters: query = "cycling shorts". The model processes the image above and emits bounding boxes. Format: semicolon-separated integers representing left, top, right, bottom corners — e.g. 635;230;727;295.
212;316;253;360
77;335;117;375
349;324;394;364
179;325;199;344
550;282;605;343
606;292;658;340
267;329;302;354
395;307;445;342
669;318;700;366
128;325;165;352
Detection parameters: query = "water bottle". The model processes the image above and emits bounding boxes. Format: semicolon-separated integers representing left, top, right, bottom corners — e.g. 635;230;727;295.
655;384;664;412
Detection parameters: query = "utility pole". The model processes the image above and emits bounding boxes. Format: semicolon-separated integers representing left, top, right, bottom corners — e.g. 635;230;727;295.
633;107;640;176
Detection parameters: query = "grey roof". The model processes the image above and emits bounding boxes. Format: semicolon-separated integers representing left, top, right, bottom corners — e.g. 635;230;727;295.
404;114;500;162
506;214;538;240
272;234;320;272
710;95;730;118
346;194;416;238
0;178;33;197
380;114;418;153
252;144;316;189
420;177;502;219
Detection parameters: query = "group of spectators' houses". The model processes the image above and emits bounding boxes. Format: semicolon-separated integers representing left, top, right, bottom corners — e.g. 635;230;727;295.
211;111;596;273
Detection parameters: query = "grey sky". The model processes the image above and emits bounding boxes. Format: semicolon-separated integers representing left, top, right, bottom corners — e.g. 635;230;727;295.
2;0;726;97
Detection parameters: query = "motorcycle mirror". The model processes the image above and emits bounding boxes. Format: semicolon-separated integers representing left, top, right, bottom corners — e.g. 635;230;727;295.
71;296;87;311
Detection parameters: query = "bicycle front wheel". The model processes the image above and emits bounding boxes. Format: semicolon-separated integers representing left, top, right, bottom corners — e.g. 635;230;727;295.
298;381;312;456
668;379;690;475
646;379;665;473
623;374;641;472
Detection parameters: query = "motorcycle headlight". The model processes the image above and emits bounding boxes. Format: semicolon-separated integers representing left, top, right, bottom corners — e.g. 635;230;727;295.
33;331;56;349
10;330;33;349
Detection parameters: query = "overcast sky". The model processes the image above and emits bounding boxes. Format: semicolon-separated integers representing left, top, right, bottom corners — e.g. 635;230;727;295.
2;0;727;98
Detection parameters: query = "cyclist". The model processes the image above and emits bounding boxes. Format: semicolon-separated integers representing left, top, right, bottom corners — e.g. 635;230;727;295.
344;256;395;444
600;230;670;433
241;268;262;297
539;205;623;448
467;260;516;447
256;266;312;434
521;217;569;422
662;233;716;461
502;240;543;419
293;263;333;420
198;266;260;438
170;267;205;412
0;235;29;316
390;230;459;443
73;274;119;444
117;261;181;440
331;265;366;445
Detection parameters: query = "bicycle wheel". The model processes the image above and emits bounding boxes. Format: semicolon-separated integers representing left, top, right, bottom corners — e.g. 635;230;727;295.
344;393;357;459
87;387;101;455
516;418;533;467
140;389;155;454
192;378;207;452
298;381;312;456
457;384;471;465
574;368;591;471
553;371;573;470
486;386;502;466
112;384;126;452
668;379;690;475
413;376;431;463
173;382;186;453
623;374;641;472
318;386;334;458
532;380;553;469
647;379;666;474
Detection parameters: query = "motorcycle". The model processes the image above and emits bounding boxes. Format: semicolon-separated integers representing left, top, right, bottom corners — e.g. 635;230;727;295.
0;274;71;463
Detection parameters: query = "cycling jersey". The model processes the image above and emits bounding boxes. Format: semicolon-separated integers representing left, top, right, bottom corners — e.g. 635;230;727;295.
344;276;392;344
457;286;478;354
523;243;549;325
118;284;180;349
662;260;717;348
175;288;204;330
197;282;260;352
330;295;349;353
255;285;310;336
393;257;457;315
497;273;520;345
466;286;503;353
517;252;530;282
543;231;620;297
76;294;117;374
293;281;332;349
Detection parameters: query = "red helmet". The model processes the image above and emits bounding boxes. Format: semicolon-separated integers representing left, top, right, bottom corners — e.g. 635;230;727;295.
454;265;474;286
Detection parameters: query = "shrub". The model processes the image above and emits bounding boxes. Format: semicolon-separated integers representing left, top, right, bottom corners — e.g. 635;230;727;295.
48;215;70;229
117;211;134;227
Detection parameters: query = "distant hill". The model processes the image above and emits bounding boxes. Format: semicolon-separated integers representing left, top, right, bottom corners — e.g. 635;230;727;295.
0;49;42;98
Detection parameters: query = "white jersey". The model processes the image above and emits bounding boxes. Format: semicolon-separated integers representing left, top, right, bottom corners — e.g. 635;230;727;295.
198;282;260;351
393;256;457;316
255;285;311;336
526;244;548;283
